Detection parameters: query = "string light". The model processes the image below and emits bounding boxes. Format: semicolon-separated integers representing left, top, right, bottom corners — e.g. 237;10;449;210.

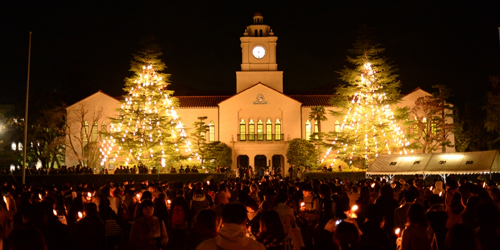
323;62;409;166
99;64;196;168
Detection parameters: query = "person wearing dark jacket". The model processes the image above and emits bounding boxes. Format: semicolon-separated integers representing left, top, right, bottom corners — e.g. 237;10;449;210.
170;189;190;249
359;204;391;250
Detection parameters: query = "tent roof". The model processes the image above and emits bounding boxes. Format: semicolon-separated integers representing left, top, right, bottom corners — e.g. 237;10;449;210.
367;150;500;175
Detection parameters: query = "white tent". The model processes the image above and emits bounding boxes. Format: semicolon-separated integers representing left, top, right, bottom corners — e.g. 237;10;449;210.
367;150;500;177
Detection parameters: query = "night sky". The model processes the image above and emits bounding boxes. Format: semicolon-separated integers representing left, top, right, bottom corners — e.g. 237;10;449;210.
1;1;500;107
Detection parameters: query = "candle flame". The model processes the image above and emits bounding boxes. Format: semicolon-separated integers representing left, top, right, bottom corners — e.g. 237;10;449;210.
352;205;358;212
78;212;83;219
430;186;433;191
3;196;8;211
300;202;305;207
53;209;57;216
483;182;486;188
39;194;42;200
395;228;400;236
371;183;375;188
439;191;443;196
167;199;171;204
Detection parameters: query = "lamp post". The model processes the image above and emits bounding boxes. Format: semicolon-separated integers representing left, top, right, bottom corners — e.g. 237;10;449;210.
22;32;32;185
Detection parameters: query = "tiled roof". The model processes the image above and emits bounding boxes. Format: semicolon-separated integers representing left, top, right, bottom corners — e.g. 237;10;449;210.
289;95;334;107
175;94;334;108
175;96;231;108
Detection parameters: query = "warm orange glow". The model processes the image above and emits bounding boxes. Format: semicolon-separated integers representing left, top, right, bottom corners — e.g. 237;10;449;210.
352;205;358;212
3;196;8;211
395;228;401;237
53;209;57;216
300;202;305;207
78;212;83;220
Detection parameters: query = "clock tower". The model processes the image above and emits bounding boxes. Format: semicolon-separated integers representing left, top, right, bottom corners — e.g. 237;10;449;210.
236;13;283;93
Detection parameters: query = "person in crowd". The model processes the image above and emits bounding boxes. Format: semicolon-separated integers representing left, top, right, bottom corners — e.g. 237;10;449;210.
316;184;336;250
257;210;287;250
191;188;210;221
214;184;230;206
433;180;445;196
394;190;416;230
153;192;169;226
375;184;399;240
129;200;168;250
359;204;391;250
196;203;265;250
274;191;296;234
426;194;448;250
445;192;464;229
170;189;190;249
179;165;185;173
245;198;262;239
334;221;361;250
445;180;460;209
250;183;261;205
400;203;438;250
8;227;47;250
355;186;371;226
260;187;277;212
461;196;482;230
444;223;480;250
186;209;220;250
300;183;319;250
475;203;500;250
238;185;252;204
71;203;106;250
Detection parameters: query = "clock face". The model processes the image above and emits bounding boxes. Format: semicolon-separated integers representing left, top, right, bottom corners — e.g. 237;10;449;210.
252;46;266;59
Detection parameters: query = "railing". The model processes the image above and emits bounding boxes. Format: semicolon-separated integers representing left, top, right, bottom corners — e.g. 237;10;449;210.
237;134;284;141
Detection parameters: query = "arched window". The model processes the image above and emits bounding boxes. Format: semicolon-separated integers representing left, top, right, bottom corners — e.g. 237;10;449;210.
266;119;272;141
209;121;215;141
101;121;107;133
18;142;23;151
275;119;281;141
335;120;340;132
92;121;98;141
249;119;255;141
83;121;89;142
239;119;246;141
305;120;311;140
257;119;264;141
259;30;263;37
254;30;258;37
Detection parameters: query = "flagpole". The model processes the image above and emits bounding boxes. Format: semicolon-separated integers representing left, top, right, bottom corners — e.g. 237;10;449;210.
22;32;32;185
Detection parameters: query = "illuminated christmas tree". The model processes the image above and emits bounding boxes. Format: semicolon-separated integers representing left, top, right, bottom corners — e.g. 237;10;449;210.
100;44;194;170
322;27;410;167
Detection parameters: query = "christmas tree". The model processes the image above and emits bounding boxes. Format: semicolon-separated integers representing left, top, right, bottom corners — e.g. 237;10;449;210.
100;44;194;170
322;27;410;167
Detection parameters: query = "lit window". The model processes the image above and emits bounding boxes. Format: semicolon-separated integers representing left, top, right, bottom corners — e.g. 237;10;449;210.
275;119;281;141
266;119;272;141
209;121;215;141
305;120;311;140
257;120;264;141
83;121;89;142
431;122;437;135
92;122;98;141
249;119;255;141
18;142;23;151
109;158;115;171
335;120;340;132
239;119;246;141
101;121;107;133
11;142;16;151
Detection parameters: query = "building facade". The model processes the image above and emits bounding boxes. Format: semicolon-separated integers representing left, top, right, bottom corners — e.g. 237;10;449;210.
65;13;455;173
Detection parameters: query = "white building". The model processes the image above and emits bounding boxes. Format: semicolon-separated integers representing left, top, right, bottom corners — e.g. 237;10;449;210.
65;13;454;173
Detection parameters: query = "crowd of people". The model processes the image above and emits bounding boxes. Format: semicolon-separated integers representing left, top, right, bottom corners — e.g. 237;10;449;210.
0;174;499;250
